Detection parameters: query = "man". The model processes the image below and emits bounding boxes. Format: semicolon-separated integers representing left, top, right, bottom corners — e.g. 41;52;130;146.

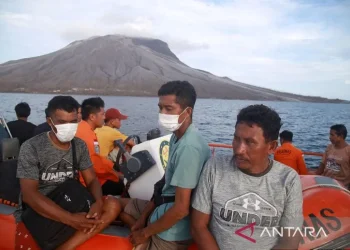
118;81;211;250
7;102;36;145
274;130;308;175
14;96;119;250
33;108;51;136
75;97;124;196
191;105;303;250
95;108;135;160
315;124;350;188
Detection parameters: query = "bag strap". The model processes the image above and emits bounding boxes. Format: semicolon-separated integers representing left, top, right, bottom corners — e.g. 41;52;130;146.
71;139;79;180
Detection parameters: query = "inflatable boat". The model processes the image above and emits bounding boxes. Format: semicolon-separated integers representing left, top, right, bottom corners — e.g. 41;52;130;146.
0;132;349;250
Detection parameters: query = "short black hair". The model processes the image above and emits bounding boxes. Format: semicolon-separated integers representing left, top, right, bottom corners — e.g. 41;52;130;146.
236;104;282;142
47;96;80;116
280;130;293;142
81;97;105;121
15;102;31;118
330;124;347;139
158;81;197;109
44;108;49;118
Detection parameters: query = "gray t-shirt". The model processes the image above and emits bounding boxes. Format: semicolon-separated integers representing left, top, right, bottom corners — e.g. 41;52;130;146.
14;132;93;221
192;155;303;250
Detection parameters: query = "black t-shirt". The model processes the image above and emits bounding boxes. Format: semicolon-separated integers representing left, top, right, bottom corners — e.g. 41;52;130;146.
33;122;51;136
7;120;36;145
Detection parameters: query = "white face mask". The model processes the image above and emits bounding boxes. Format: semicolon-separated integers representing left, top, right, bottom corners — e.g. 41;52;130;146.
158;108;189;132
50;118;78;143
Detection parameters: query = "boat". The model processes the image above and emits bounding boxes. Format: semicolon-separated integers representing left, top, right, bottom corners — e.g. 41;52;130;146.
0;123;349;250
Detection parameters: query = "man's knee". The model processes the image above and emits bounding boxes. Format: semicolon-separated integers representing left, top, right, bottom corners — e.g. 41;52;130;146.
103;196;121;218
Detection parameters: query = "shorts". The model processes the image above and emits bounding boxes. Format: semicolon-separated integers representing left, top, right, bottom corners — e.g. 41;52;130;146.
124;198;192;250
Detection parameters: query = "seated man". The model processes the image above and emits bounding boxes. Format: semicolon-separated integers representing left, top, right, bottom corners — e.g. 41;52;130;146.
7;102;36;145
314;124;350;189
75;97;124;196
274;130;308;175
117;81;211;250
14;95;119;250
191;105;303;250
33;108;51;136
95;108;135;162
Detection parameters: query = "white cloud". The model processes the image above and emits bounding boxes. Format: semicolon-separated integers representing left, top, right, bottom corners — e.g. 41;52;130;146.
345;80;350;85
0;0;349;99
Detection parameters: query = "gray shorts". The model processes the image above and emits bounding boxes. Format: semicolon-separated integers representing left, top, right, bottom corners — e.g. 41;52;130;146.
124;198;193;250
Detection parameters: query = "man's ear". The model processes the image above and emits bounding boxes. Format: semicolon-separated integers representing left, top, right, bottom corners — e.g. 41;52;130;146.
268;140;278;154
47;117;56;133
186;107;193;117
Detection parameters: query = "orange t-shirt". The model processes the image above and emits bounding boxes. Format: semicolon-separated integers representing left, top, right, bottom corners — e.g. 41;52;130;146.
274;142;308;175
75;121;119;186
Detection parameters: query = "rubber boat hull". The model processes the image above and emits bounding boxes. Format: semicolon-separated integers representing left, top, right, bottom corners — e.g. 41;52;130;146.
0;175;349;250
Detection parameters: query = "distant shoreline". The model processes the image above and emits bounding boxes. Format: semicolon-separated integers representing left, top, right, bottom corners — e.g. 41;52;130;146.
1;90;349;104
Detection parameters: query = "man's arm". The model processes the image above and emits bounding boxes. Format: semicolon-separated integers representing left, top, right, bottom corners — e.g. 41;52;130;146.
315;146;329;175
142;187;191;237
81;167;103;207
191;209;220;250
21;179;74;223
191;157;218;250
272;228;302;250
297;153;308;175
141;146;210;237
273;174;304;250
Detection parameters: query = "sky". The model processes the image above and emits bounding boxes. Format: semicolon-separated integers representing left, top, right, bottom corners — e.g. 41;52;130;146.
0;0;350;100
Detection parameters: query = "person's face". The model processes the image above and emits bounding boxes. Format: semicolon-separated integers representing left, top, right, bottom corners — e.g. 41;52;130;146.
47;109;78;134
89;108;105;128
232;122;277;170
77;107;82;122
329;129;343;145
158;95;191;123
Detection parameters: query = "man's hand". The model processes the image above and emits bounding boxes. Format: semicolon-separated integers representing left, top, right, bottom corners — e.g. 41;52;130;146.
131;217;147;232
86;200;103;220
129;229;149;246
66;212;103;233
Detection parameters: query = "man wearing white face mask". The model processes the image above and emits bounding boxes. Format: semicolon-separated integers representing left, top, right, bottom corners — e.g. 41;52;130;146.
14;96;120;250
116;81;211;250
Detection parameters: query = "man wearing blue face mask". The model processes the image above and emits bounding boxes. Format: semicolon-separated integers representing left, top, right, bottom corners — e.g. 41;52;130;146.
116;81;211;250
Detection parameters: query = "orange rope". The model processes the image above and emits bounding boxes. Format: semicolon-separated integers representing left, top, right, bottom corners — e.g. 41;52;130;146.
208;143;323;157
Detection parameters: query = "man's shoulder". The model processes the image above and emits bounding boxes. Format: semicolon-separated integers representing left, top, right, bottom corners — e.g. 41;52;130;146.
28;121;36;128
183;126;210;151
271;160;300;181
21;132;49;149
73;137;88;148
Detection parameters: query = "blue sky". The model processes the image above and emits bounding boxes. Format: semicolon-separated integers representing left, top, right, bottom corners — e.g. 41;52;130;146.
1;0;350;100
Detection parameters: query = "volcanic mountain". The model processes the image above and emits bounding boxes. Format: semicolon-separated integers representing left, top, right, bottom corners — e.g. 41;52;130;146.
0;35;345;102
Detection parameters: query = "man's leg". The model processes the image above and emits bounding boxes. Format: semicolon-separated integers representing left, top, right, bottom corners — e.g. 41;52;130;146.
56;196;120;250
145;234;192;250
119;198;149;228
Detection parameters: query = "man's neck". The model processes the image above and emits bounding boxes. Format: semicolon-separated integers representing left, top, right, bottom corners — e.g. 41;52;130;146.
106;122;114;129
240;158;271;176
48;131;70;150
334;141;348;149
174;121;191;140
18;117;27;122
85;120;96;131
